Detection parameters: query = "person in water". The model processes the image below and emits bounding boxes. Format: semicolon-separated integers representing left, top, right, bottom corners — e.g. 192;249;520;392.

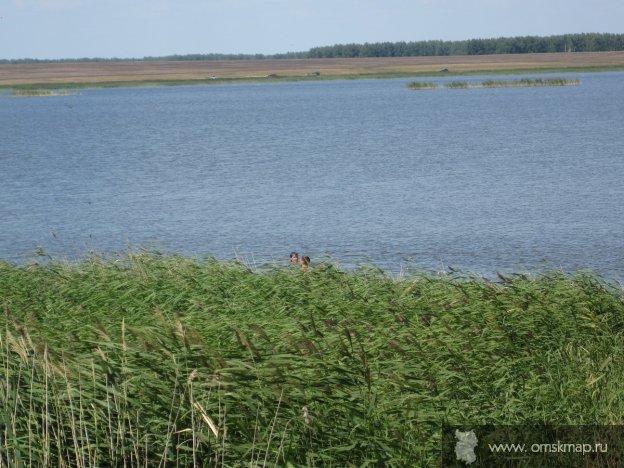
290;252;299;265
300;255;310;271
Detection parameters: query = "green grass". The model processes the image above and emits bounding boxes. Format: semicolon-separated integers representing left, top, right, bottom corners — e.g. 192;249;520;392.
440;77;581;90
1;253;624;465
10;89;77;97
445;81;471;89
406;81;438;90
481;77;580;87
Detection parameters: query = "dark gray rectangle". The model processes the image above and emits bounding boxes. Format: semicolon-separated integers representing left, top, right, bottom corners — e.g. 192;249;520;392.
442;425;624;467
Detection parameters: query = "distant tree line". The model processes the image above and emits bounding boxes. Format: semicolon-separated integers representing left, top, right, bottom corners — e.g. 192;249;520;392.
1;33;623;63
307;33;624;58
143;51;308;61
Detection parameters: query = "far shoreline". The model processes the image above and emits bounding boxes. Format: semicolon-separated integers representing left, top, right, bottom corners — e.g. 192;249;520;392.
1;52;623;90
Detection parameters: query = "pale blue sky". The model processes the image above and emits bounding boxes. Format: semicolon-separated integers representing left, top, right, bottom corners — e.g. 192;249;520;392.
1;0;622;59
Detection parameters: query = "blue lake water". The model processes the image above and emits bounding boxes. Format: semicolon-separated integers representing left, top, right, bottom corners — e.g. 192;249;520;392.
1;72;624;277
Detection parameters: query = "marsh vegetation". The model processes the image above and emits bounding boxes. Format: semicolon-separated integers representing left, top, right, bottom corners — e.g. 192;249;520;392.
481;77;580;87
406;81;438;90
407;77;580;90
1;253;623;465
10;89;76;97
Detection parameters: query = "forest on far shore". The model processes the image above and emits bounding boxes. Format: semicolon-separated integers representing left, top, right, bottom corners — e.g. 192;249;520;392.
2;32;623;63
306;32;624;58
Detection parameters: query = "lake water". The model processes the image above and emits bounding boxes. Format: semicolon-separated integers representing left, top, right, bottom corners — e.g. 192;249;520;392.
2;72;624;278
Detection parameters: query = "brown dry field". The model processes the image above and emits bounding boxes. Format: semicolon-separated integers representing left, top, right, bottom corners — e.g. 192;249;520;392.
1;51;624;86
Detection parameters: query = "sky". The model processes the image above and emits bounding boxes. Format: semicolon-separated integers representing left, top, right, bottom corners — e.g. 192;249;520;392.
1;0;623;60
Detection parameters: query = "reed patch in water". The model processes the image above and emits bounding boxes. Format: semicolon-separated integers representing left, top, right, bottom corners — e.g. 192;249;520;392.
407;77;581;90
406;81;437;90
10;89;77;97
481;77;580;87
445;80;472;89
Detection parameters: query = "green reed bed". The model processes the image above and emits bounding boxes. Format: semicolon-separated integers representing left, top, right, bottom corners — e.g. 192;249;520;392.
444;81;471;89
409;77;581;91
481;77;580;88
406;81;437;90
10;89;77;97
1;254;624;466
